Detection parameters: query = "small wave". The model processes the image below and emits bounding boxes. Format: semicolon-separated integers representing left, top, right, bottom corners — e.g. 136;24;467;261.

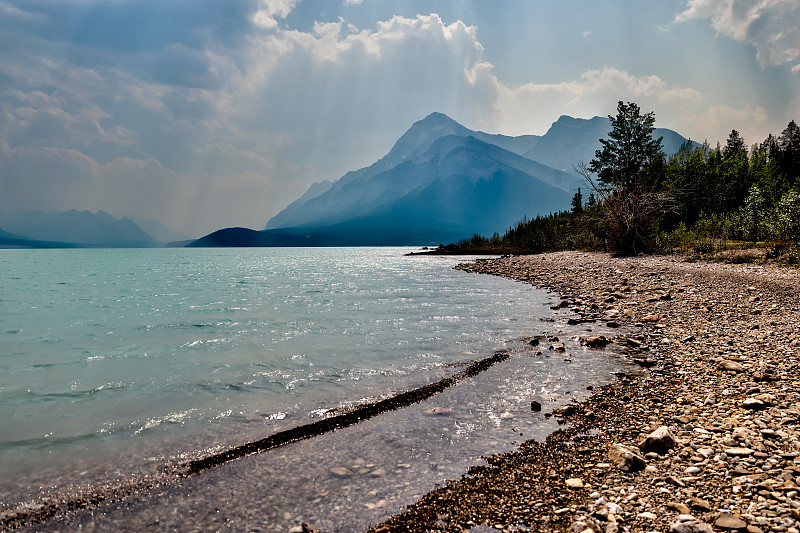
180;338;229;348
132;409;196;436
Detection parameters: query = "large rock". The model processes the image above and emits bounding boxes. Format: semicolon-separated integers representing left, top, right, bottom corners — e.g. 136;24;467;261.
608;443;646;472
670;515;713;533
582;335;611;348
639;426;677;454
714;513;747;530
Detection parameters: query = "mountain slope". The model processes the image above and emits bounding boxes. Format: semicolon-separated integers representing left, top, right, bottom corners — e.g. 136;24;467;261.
265;113;541;230
193;111;697;247
268;134;578;235
523;115;698;173
0;210;160;247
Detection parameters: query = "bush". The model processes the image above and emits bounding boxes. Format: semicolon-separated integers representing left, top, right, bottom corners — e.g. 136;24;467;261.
772;189;800;241
732;186;773;241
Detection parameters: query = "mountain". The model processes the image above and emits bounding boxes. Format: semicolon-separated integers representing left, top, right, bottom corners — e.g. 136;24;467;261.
0;210;160;247
0;228;79;249
121;214;193;243
192;111;696;247
265;113;542;231
523;115;698;173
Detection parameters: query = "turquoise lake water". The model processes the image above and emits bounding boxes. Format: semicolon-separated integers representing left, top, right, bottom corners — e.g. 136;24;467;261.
1;247;583;507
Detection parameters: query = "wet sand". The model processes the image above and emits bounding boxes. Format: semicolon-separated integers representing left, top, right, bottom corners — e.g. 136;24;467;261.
369;251;800;532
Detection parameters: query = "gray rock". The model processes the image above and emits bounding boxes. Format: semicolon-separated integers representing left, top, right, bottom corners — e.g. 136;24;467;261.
715;512;747;530
639;425;677;454
670;514;714;533
608;443;646;473
329;467;353;478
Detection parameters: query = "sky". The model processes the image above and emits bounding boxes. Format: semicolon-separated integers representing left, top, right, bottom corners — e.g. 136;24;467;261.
1;0;798;236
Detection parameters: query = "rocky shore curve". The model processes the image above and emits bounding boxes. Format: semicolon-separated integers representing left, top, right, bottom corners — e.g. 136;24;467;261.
368;251;800;533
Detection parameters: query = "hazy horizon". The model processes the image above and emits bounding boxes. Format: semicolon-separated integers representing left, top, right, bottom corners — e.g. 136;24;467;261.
1;0;798;235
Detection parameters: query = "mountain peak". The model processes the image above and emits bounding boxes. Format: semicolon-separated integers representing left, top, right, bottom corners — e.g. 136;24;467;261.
417;112;459;125
384;112;471;163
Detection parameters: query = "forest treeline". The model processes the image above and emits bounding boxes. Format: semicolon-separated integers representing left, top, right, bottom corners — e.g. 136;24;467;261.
437;101;800;260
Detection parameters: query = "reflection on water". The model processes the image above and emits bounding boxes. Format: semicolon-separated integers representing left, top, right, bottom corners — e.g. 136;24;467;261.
26;326;635;533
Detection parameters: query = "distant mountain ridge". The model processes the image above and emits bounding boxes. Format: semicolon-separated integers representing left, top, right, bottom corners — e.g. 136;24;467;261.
225;111;696;247
0;210;160;248
522;115;696;172
265;113;543;231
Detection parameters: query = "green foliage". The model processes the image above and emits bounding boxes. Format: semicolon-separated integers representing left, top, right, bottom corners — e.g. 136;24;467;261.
772;189;800;241
588;101;665;191
435;107;799;259
731;186;773;242
583;101;670;255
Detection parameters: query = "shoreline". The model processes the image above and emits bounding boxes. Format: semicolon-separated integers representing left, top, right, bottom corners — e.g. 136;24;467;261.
3;259;628;532
369;251;800;532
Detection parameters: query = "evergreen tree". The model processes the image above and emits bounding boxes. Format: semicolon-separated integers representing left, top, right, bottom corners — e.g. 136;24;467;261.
582;101;670;255
571;188;584;215
588;101;665;191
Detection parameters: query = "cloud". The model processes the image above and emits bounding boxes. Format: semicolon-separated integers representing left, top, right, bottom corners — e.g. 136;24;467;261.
254;0;297;29
676;0;800;70
0;3;794;235
677;104;771;144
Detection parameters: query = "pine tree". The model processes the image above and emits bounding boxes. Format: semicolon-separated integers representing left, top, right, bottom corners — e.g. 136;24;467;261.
571;188;584;215
588;101;665;191
581;101;670;255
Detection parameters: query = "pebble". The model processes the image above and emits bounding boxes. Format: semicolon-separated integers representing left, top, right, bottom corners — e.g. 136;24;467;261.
369;252;800;533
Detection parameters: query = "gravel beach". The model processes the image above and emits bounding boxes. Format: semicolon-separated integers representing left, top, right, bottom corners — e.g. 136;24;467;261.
368;251;800;533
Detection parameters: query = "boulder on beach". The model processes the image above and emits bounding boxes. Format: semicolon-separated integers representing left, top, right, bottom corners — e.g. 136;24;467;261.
582;335;611;348
608;443;646;472
639;426;677;454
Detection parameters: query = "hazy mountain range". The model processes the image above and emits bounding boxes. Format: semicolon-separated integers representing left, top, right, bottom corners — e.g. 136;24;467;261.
1;113;696;248
191;112;695;247
0;210;189;248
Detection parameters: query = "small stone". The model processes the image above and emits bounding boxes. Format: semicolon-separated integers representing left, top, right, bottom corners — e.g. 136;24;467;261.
667;501;691;514
329;467;353;478
302;523;320;533
608;443;646;473
423;407;455;415
565;478;584;488
667;475;686;487
689;497;712;512
625;338;642;349
720;360;744;372
638;511;657;520
725;447;755;457
641;314;660;322
731;466;751;476
531;400;542;412
741;398;765;411
670;514;713;533
715;512;747;530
